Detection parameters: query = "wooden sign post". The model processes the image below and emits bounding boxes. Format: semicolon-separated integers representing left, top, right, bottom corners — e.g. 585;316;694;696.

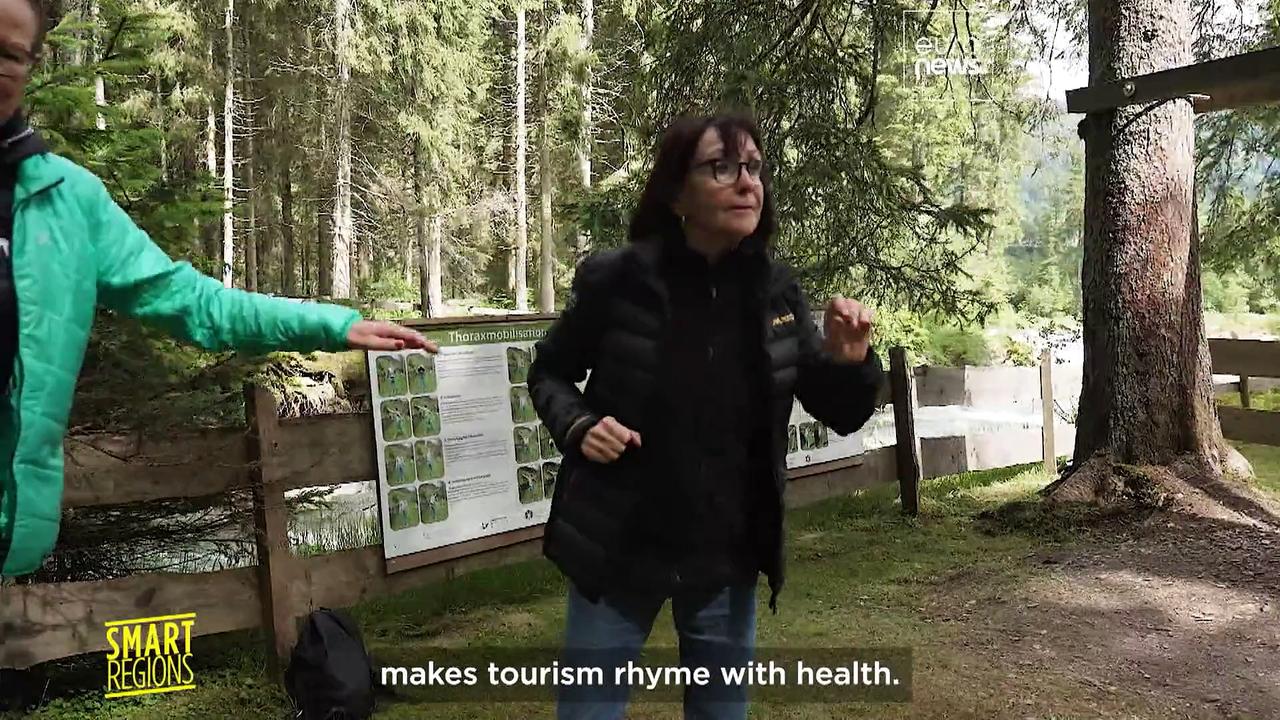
889;347;921;516
245;385;300;677
1040;349;1057;474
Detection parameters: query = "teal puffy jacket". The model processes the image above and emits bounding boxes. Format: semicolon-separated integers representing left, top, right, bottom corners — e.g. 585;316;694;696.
0;152;360;577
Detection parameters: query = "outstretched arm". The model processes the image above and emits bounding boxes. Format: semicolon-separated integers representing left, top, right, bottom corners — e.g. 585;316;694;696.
88;177;434;354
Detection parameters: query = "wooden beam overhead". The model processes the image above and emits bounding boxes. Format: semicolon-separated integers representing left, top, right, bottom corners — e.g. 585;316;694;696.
1066;46;1280;114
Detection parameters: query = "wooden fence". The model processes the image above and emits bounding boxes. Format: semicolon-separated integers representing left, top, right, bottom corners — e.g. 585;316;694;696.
1211;338;1280;447
1;388;910;673
1;337;1273;673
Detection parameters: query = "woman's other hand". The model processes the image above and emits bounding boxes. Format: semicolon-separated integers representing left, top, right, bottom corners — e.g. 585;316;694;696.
581;416;642;463
822;296;874;364
347;321;439;352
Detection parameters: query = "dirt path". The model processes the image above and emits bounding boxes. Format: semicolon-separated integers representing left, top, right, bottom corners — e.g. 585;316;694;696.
924;512;1280;719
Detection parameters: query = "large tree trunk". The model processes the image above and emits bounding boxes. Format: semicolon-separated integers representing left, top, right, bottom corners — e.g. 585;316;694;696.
221;0;236;289
576;0;593;261
513;6;529;311
538;43;554;313
330;0;354;299
1048;0;1253;508
280;164;296;295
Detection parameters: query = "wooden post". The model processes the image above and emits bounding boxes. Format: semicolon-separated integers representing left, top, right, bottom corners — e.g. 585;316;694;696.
1040;349;1056;474
889;347;921;516
245;384;299;678
1239;375;1252;409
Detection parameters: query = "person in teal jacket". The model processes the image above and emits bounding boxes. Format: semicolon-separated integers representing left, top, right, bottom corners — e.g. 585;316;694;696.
0;0;437;577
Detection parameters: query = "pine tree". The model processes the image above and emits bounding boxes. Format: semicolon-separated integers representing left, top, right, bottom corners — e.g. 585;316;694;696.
513;4;530;312
1046;0;1250;502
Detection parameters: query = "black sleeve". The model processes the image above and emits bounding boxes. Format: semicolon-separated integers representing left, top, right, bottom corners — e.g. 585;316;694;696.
528;253;611;457
790;282;885;437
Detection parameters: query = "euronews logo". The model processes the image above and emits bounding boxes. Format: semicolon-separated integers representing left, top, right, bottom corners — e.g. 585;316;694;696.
901;7;998;103
912;36;989;81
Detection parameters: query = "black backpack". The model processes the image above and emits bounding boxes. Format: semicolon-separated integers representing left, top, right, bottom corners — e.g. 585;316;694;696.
285;608;380;719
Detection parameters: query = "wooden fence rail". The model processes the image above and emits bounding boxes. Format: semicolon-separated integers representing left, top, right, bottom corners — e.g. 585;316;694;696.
1210;338;1280;446
0;347;1062;671
4;338;1274;671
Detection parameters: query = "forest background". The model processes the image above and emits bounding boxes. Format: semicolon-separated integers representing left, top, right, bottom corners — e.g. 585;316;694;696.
22;0;1279;435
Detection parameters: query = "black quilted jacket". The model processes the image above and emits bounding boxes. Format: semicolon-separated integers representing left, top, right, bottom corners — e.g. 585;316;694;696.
528;234;884;612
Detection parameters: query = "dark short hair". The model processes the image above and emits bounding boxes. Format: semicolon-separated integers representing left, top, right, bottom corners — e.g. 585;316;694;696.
26;0;47;58
627;112;777;246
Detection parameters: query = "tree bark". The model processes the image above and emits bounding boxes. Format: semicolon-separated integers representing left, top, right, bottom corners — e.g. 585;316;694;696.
429;215;444;317
203;87;218;265
538;36;555;313
72;0;85;67
316;199;330;296
316;100;331;296
576;0;593;261
414;139;430;315
243;40;258;293
507;240;516;294
245;135;258;292
222;0;236;289
1053;0;1240;502
513;6;529;311
280;164;296;295
359;235;371;291
157;75;168;182
401;156;413;284
330;0;354;299
474;199;489;299
91;0;105;130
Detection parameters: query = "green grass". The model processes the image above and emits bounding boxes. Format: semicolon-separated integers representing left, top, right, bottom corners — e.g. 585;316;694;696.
1204;311;1280;338
1219;387;1280;412
1216;389;1280;497
1235;441;1280;497
6;449;1276;720
1;464;1059;719
290;512;381;558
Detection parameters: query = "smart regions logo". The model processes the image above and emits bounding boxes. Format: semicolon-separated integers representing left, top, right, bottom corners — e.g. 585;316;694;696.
104;613;197;698
901;8;997;102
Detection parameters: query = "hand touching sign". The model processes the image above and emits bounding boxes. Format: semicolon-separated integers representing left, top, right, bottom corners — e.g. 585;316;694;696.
581;416;643;464
822;296;875;364
346;321;439;353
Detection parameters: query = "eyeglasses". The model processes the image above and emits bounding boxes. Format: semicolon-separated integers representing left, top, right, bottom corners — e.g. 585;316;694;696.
694;157;765;185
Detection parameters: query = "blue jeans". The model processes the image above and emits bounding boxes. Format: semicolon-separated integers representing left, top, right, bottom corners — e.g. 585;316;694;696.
555;582;757;720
